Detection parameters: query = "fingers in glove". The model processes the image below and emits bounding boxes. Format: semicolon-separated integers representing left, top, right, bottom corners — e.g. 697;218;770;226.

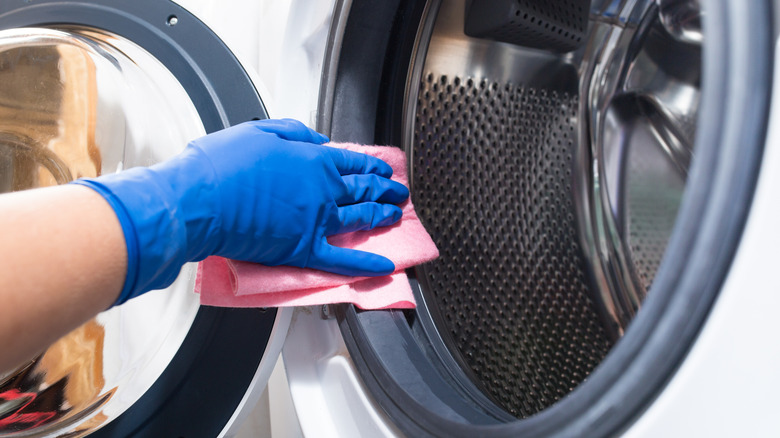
249;118;329;144
310;241;396;277
335;174;409;205
334;203;403;234
322;146;394;178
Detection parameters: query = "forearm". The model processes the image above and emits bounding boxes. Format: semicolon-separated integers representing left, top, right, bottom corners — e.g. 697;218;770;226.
0;184;125;372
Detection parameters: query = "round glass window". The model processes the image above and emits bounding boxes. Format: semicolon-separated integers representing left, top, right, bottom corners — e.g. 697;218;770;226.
0;27;204;435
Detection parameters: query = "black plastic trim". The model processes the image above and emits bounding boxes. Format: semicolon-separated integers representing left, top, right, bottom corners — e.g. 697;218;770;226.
0;1;274;436
326;0;404;143
94;307;275;437
328;0;773;436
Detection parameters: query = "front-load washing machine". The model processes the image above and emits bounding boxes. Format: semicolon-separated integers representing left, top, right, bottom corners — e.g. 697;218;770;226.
2;0;779;436
281;0;780;436
0;0;312;435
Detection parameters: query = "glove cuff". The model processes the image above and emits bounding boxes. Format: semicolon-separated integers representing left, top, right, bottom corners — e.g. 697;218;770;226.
71;167;189;306
71;179;141;306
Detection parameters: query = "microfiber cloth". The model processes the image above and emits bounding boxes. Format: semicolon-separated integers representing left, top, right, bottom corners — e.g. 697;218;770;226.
194;143;439;310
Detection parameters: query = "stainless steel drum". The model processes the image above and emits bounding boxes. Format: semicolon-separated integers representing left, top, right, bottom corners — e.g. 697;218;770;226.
404;0;700;416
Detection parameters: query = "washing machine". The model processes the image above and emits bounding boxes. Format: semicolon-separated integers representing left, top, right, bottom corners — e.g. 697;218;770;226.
1;0;779;436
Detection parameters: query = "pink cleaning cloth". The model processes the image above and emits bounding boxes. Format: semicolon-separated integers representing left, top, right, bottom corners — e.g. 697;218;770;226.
195;143;439;310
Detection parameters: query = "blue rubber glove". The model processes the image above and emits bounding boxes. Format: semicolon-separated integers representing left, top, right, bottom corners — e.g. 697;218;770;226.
72;119;409;306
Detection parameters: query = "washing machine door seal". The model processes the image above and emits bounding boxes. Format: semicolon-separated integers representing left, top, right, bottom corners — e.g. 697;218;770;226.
312;0;773;435
0;1;277;436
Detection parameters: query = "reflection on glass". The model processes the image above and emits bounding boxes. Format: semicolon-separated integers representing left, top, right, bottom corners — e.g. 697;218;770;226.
0;43;100;192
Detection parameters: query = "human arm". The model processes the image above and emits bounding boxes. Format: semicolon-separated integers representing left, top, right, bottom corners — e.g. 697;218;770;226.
0;118;409;373
0;184;125;372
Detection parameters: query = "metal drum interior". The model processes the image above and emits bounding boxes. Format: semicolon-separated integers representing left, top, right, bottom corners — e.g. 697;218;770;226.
0;27;203;435
405;0;699;417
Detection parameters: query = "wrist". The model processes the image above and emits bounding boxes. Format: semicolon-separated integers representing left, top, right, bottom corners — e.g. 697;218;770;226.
72;166;189;305
70;178;141;306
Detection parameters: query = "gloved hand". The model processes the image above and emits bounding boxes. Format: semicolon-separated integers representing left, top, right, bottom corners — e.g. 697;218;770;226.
73;119;409;306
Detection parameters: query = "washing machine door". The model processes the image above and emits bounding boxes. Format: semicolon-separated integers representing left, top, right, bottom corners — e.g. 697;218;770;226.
285;0;777;436
0;1;287;436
